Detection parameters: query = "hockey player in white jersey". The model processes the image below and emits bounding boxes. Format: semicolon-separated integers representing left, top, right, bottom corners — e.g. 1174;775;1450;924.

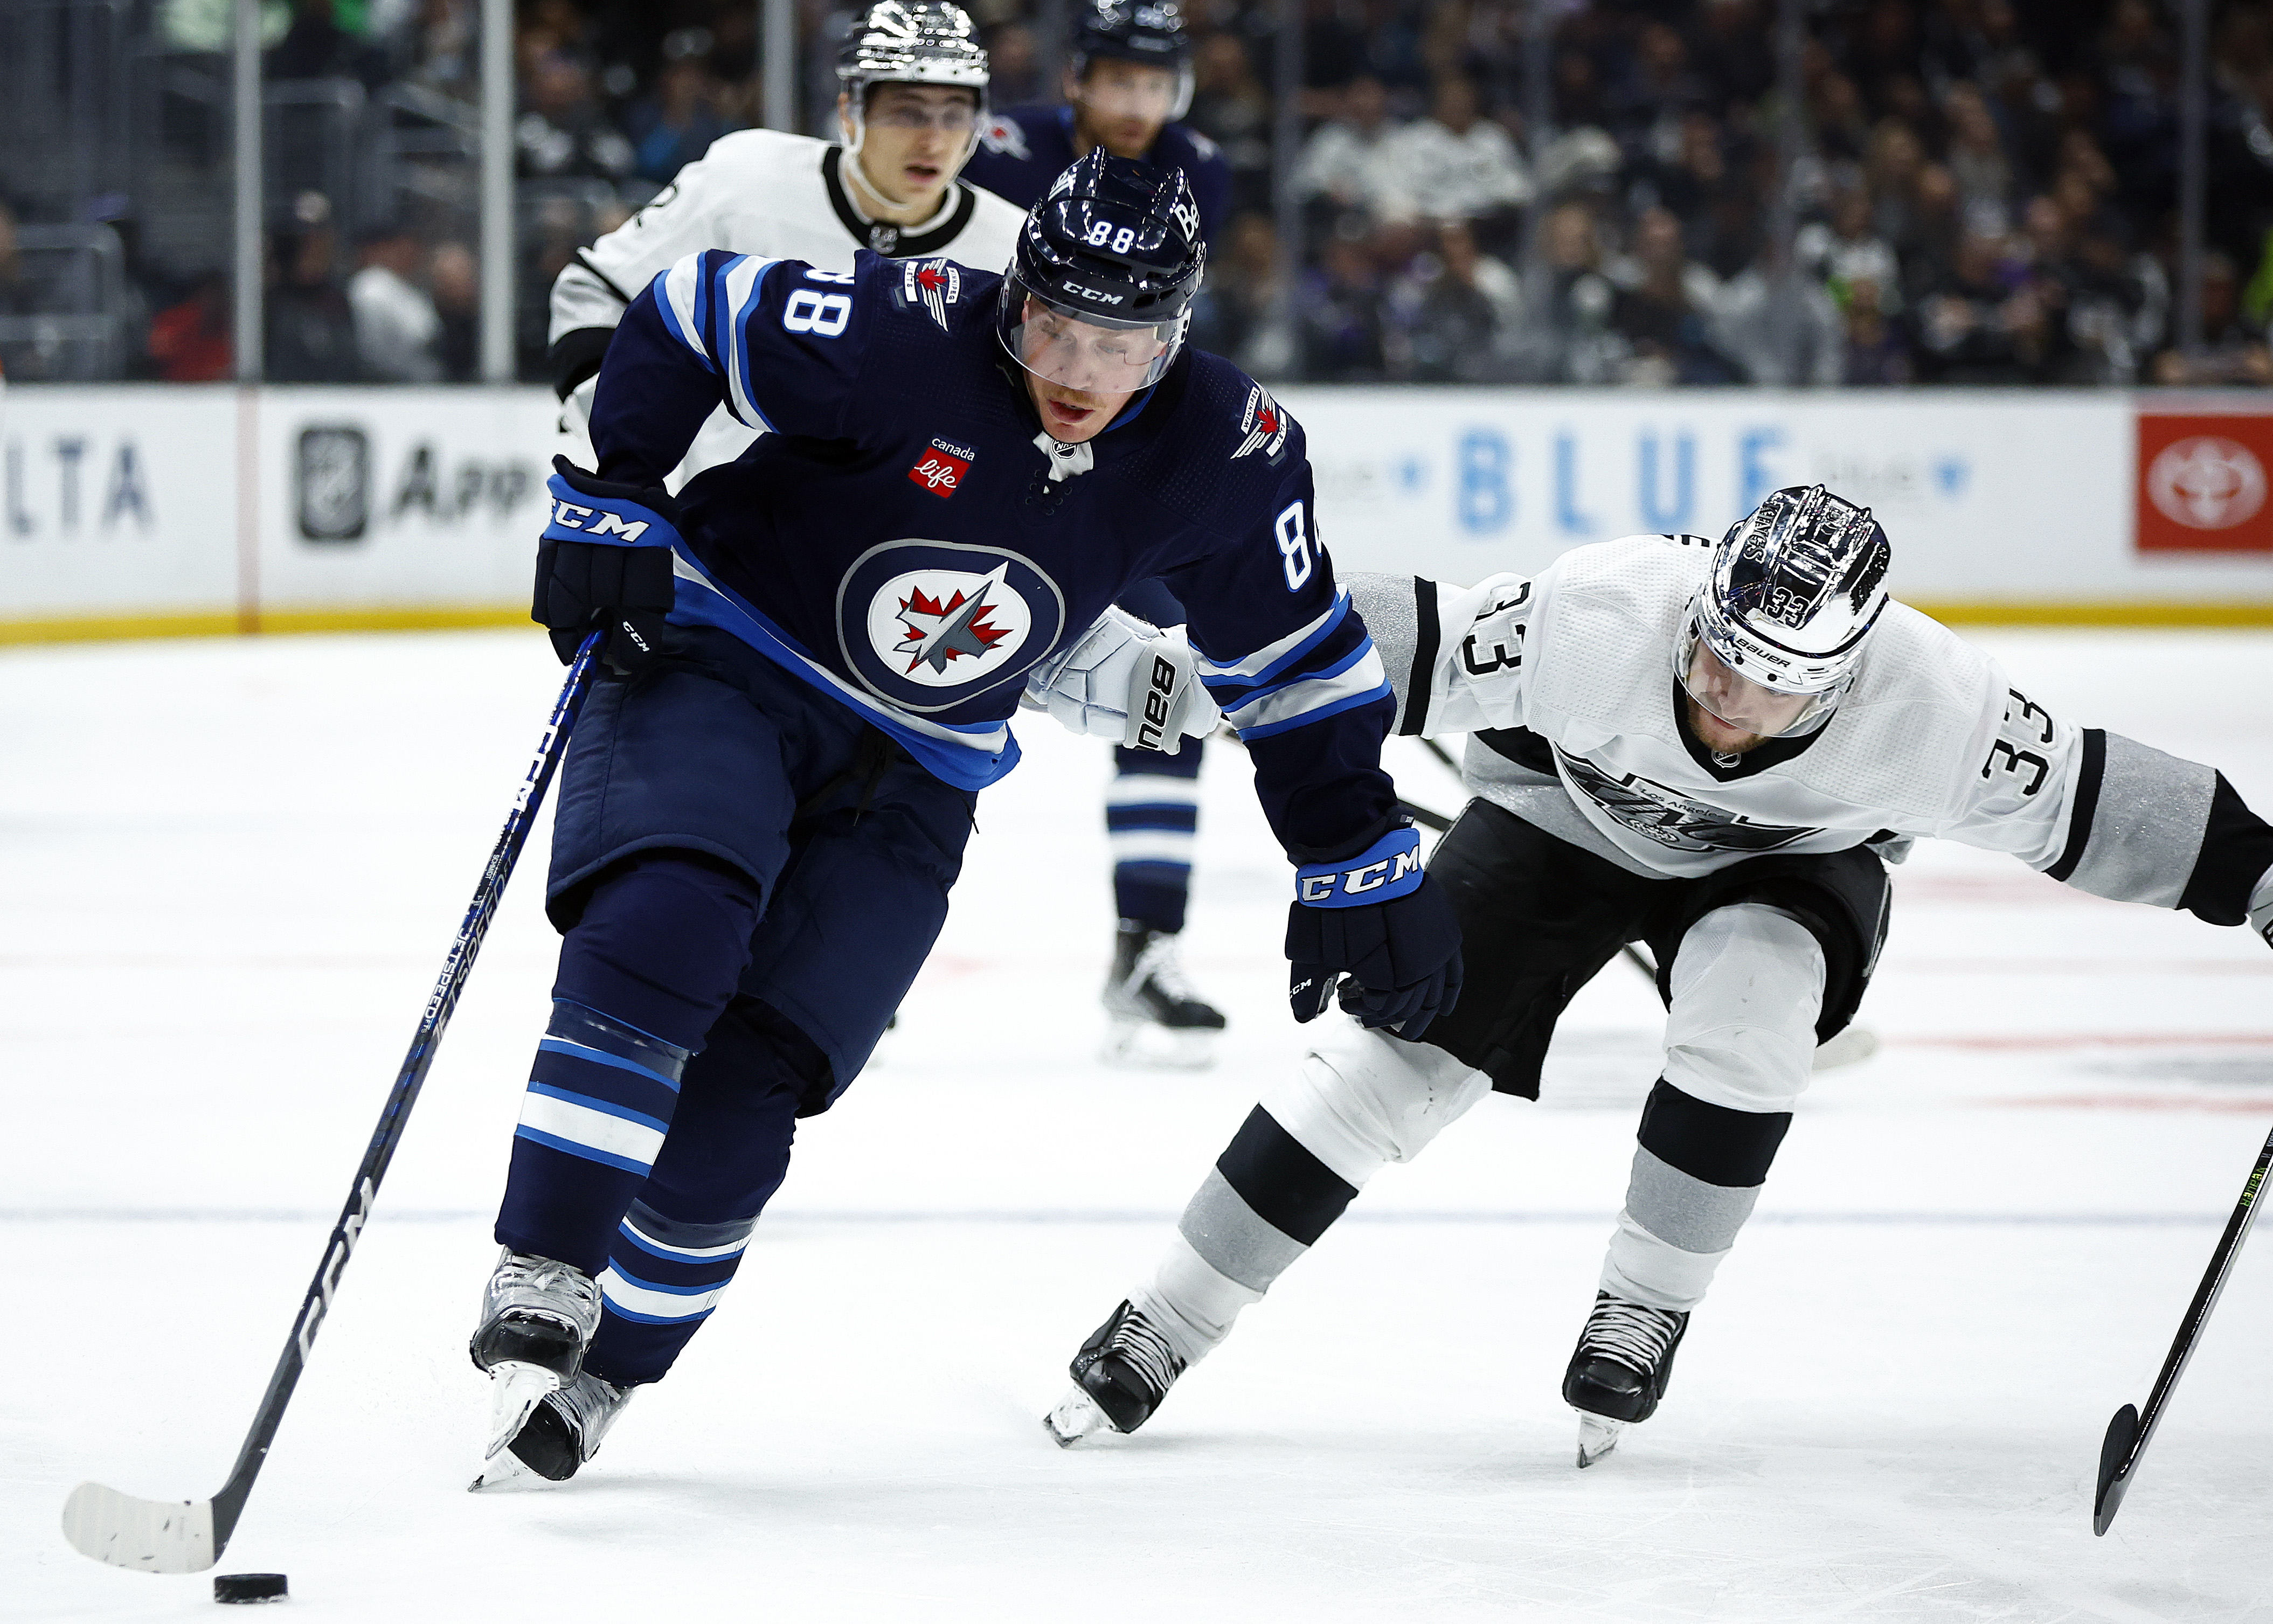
546;0;1024;487
1044;483;2273;1466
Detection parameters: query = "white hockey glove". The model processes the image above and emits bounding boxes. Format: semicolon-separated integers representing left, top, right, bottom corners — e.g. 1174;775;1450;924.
1021;606;1218;754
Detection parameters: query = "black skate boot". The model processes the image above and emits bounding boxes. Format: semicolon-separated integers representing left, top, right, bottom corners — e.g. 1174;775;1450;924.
1044;1300;1187;1446
1101;922;1226;1071
491;1369;637;1483
468;1249;602;1476
1562;1290;1690;1468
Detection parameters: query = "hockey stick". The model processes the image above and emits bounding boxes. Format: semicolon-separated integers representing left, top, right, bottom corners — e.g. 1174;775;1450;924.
2092;1117;2273;1536
60;631;605;1575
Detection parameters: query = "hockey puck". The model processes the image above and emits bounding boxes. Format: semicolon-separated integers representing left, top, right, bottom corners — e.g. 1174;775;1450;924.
213;1572;288;1604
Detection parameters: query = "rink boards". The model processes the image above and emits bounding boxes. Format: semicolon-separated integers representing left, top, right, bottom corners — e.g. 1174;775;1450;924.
3;383;2271;641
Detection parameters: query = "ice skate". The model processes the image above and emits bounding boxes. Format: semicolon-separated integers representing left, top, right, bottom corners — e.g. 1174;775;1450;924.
1562;1291;1689;1468
1044;1299;1187;1446
1101;923;1225;1071
472;1369;636;1487
468;1249;602;1470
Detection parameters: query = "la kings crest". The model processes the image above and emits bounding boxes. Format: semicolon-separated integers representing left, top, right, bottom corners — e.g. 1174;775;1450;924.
837;539;1067;713
1232;383;1290;463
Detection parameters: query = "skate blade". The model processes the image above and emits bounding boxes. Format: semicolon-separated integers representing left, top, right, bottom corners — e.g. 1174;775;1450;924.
1100;1019;1218;1073
1812;1024;1879;1072
1575;1413;1625;1468
481;1361;560;1466
1043;1385;1122;1448
468;1450;539;1493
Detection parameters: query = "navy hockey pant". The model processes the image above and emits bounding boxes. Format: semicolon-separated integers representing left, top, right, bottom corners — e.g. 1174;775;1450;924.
1108;577;1203;935
493;631;973;1385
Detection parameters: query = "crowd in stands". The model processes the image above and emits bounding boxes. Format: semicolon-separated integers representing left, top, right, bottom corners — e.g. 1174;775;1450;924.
7;0;2273;387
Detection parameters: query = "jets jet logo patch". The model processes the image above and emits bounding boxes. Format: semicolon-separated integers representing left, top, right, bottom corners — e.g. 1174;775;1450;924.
891;565;1017;677
908;437;974;499
902;258;961;331
838;539;1067;713
1232;383;1289;461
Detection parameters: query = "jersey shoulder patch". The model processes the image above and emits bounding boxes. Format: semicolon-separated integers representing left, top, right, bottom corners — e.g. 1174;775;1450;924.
1231;380;1292;464
979;115;1031;159
894;256;964;331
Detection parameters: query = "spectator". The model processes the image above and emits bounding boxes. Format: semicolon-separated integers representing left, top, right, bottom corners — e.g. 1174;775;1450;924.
2153;252;2273;385
1294;75;1400;221
265;192;361;382
1512;198;1621;384
1187;32;1273;216
1914;227;2057;384
1385;219;1520;383
625;30;725;186
147;271;234;383
983;23;1042;107
429;240;480;381
1839;276;1911;385
407;0;477;101
268;0;387;85
1709;240;1847;386
1298;219;1388;380
1188;212;1291;378
518;47;636;180
1799;186;1902;313
1608;205;1735;385
1372;75;1533;238
1608;21;1705;168
1941;81;2014;235
348;225;442;382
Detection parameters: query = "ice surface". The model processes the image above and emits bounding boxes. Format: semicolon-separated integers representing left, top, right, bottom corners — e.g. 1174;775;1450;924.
5;627;2272;1621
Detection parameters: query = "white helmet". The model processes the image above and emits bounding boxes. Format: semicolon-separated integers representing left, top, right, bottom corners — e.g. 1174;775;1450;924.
1675;484;1891;735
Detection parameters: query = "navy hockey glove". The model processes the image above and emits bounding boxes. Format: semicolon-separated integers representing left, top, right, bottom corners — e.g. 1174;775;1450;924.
1285;827;1464;1040
535;456;681;675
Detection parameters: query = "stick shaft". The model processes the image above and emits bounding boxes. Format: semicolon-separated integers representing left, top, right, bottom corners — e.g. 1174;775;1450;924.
2119;1120;2273;1481
207;635;602;1550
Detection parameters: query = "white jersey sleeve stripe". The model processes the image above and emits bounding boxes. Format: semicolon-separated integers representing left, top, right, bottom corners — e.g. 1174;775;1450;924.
1225;644;1391;740
718;255;779;432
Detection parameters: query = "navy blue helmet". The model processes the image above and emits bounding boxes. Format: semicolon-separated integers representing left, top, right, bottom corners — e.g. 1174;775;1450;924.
997;150;1205;394
1071;0;1193;116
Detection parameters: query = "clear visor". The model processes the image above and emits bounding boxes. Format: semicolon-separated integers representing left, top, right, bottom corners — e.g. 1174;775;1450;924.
1673;619;1839;740
1002;286;1179;392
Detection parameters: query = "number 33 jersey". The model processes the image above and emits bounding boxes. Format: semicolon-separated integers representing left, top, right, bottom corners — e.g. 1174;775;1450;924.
1355;533;2259;921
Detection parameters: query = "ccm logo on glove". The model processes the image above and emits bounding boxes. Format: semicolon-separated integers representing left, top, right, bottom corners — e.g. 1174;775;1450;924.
548;501;652;540
1294;829;1425;907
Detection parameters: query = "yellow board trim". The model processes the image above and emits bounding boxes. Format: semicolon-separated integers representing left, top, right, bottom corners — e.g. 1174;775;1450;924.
0;604;536;646
1907;601;2273;627
8;599;2273;647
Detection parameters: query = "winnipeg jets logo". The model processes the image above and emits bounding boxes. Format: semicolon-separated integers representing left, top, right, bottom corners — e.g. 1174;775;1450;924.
893;564;1015;675
902;258;961;330
863;559;1034;689
1232;383;1288;461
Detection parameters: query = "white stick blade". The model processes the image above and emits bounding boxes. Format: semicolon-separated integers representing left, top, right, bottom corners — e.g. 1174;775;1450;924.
60;1481;217;1573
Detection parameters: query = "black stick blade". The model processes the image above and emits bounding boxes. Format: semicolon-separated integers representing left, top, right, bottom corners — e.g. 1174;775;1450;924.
2093;1403;2141;1536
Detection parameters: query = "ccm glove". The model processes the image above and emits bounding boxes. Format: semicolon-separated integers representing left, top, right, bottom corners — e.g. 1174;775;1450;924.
1021;606;1219;753
534;456;681;675
1286;827;1464;1040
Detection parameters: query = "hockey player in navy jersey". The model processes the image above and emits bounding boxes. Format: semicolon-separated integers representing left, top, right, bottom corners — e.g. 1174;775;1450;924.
964;0;1241;1064
465;153;1463;1483
1042;485;2273;1467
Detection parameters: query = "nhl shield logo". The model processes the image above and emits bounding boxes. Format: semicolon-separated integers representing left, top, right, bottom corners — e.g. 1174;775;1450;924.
1232;384;1289;462
901;258;961;331
838;539;1068;713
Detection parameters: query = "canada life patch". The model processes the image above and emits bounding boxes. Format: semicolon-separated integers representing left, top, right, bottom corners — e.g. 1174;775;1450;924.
908;437;974;499
902;258;961;332
1232;383;1289;461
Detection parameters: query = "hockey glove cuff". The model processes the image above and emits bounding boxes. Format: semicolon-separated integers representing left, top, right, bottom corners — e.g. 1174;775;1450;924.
535;457;682;675
1286;829;1465;1040
1021;606;1219;753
